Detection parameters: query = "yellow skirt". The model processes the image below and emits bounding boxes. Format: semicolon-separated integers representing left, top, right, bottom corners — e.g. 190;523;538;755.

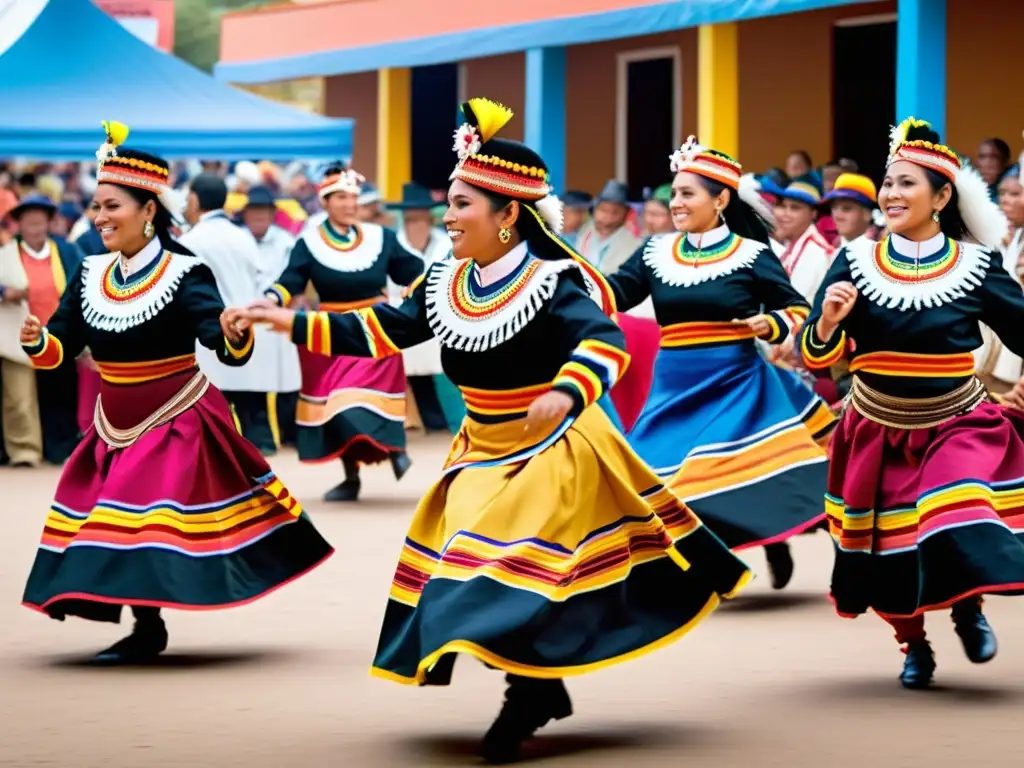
371;404;751;685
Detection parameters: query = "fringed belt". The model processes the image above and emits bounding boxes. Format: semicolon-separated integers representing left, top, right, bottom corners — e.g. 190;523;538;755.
848;375;988;430
94;371;210;448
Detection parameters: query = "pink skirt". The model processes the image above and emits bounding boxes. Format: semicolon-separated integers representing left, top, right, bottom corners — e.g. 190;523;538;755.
827;401;1024;618
296;347;407;463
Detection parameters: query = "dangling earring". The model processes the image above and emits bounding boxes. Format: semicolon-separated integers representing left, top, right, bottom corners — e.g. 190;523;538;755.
932;210;940;223
143;220;155;239
498;227;511;244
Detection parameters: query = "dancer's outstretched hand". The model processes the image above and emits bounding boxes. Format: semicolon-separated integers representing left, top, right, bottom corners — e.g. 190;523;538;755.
821;282;858;325
220;307;251;343
246;306;296;335
525;390;574;431
20;314;42;345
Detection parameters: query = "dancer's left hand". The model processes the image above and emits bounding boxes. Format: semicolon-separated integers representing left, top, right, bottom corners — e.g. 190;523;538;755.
1005;379;1024;411
525;391;574;431
220;307;251;343
734;314;773;338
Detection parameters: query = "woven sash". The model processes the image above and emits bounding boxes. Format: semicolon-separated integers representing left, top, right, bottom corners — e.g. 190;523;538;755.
94;371;210;448
848;375;988;430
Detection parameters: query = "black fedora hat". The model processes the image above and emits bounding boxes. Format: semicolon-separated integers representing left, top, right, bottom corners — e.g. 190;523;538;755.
244;185;277;209
386;182;436;211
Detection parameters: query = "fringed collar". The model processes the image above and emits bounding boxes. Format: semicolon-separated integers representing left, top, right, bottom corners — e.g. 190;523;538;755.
300;219;384;272
81;251;199;332
425;253;577;351
643;229;764;287
846;233;990;310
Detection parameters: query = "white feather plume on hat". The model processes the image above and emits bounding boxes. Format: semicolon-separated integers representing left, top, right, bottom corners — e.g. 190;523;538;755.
738;173;775;228
954;162;1008;250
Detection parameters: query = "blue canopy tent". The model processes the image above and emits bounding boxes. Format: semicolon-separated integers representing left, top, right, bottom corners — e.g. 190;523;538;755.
0;0;353;160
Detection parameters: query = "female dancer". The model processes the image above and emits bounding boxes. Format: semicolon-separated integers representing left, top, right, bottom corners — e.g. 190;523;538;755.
248;99;749;763
18;122;332;663
802;118;1024;688
607;138;835;589
265;165;424;502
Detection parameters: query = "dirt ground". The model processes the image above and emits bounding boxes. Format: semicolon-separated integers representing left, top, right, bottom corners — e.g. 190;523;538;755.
2;432;1023;767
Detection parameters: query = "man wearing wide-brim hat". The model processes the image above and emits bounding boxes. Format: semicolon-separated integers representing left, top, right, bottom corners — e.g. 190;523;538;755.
560;190;593;247
0;194;85;466
759;172;835;302
574;180;643;275
385;182;464;434
237;185;302;452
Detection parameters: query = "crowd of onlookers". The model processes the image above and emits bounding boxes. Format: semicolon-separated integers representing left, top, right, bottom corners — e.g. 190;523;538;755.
1;133;1023;467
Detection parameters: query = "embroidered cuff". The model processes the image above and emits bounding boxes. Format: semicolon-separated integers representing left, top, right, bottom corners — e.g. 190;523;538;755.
299;311;332;356
800;323;846;369
24;330;64;370
355;307;401;359
552;339;631;413
401;273;426;300
765;305;811;344
267;283;291;306
224;327;254;361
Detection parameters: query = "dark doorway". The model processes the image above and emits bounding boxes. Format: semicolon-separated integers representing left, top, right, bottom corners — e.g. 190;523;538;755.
411;63;458;191
624;56;676;200
833;20;896;186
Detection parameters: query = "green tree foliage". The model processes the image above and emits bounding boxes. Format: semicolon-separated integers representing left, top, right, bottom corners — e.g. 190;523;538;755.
173;0;269;72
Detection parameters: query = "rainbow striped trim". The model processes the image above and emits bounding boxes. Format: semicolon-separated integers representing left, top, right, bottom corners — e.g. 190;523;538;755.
356;307;402;358
267;283;292;306
660;321;756;349
318;220;363;252
849;351;975;378
827;476;1024;556
673;231;742;267
38;474;304;558
452;155;551;200
873;235;961;284
553;338;631;408
101;251;171;303
460;382;551;418
800;325;847;369
225;329;254;360
25;330;64;370
97;155;170;197
668;138;741;189
96;353;198;384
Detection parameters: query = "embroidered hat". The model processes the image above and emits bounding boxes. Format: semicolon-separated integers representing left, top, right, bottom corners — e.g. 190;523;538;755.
450;97;563;232
669;137;742;190
759;172;823;207
318;165;365;199
886;117;1007;250
94;120;183;220
822;173;877;209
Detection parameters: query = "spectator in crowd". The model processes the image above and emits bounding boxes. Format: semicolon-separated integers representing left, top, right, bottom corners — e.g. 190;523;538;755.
821;172;877;245
820;160;844;193
559;190;592;247
785;150;813;179
999;162;1024;276
575;180;643;274
761;173;834;302
0;195;84;466
976;138;1012;201
642;184;675;236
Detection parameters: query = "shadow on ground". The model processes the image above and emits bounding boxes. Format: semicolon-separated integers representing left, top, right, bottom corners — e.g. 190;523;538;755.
719;591;826;614
39;648;299;671
402;723;717;764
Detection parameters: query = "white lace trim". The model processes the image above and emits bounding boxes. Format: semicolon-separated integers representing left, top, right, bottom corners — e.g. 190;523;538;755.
425;256;578;351
846;235;991;311
301;221;384;272
643;233;764;287
80;252;199;332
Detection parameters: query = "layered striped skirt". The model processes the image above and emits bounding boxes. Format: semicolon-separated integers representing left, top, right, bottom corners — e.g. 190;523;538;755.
628;340;835;549
828;399;1024;618
371;403;750;684
23;370;333;622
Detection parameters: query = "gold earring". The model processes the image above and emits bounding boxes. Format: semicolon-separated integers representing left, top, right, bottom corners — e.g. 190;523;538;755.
932;211;940;223
143;221;155;238
498;227;511;244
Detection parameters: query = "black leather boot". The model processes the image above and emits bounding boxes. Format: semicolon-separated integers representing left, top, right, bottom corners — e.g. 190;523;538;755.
324;458;361;502
952;599;997;664
93;607;168;665
479;675;573;764
764;542;794;590
390;450;412;481
899;641;935;690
